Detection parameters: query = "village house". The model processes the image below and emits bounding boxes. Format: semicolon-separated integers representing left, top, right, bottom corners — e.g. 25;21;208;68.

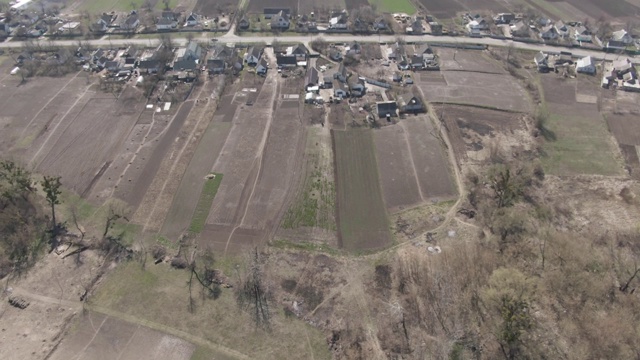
276;53;297;68
376;101;398;119
286;44;309;62
329;49;343;62
333;81;348;99
185;13;199;27
305;67;319;91
156;17;177;30
334;63;349;83
607;29;634;49
398;92;424;113
206;45;233;74
349;78;366;97
172;41;202;70
554;21;569;38
540;25;559;40
410;55;424;70
238;16;250;30
373;17;387;31
346;41;361;55
392;72;402;82
510;20;529;38
256;58;268;75
329;12;348;30
572;25;592;43
321;74;333;88
406;18;424;35
270;11;290;30
92;14;115;32
575;56;596;75
534;52;549;72
161;11;179;21
245;46;263;66
264;8;290;19
494;13;515;25
121;11;139;31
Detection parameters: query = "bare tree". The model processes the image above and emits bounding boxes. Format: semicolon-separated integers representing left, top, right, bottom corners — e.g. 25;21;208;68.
235;248;271;329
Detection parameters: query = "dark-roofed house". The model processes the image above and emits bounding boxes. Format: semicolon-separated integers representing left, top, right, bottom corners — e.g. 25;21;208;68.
510;20;529;37
377;101;398;118
207;58;225;74
329;49;343;62
161;11;179;21
185;13;199;26
121;12;139;31
305;67;319;90
321;74;333;88
232;56;244;74
245;46;263;66
139;59;161;73
334;63;348;82
349;79;365;97
288;44;309;60
334;81;348;99
256;58;268;75
573;25;592;42
398;92;424;113
540;25;558;40
410;55;424;70
276;54;297;68
534;52;549;72
270;11;290;30
238;16;250;30
173;41;202;70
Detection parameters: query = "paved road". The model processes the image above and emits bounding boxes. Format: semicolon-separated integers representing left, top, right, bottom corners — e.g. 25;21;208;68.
0;30;634;61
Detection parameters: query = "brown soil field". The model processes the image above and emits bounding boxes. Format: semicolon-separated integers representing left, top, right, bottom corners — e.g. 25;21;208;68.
193;0;239;16
333;129;391;251
31;86;145;198
435;48;506;74
201;64;305;255
418;0;464;18
49;312;197;360
606;114;640;179
247;0;297;13
242;99;305;231
374;124;422;211
420;71;531;112
436;105;530;165
160;78;230;240
374;117;455;212
402;117;456;199
456;0;509;12
560;0;640;19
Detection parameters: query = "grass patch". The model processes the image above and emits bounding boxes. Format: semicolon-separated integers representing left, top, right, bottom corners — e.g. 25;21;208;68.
541;113;623;176
334;129;392;251
189;174;223;233
270;239;341;255
78;0;146;13
91;261;331;360
281;128;336;231
155;0;179;10
369;0;416;14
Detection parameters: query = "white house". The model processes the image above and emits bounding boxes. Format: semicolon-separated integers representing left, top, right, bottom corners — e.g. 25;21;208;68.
608;29;634;48
270;11;290;30
576;56;596;74
572;25;592;43
185;13;199;27
329;14;348;30
156;18;177;30
540;25;559;40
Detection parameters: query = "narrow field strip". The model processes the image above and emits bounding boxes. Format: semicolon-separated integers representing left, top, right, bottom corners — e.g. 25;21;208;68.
189;174;224;233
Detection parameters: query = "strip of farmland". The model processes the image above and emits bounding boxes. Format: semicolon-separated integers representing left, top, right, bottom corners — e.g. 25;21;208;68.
333;129;391;251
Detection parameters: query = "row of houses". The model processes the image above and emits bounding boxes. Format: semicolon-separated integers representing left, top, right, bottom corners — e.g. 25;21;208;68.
534;51;596;74
376;92;424;119
238;8;391;33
